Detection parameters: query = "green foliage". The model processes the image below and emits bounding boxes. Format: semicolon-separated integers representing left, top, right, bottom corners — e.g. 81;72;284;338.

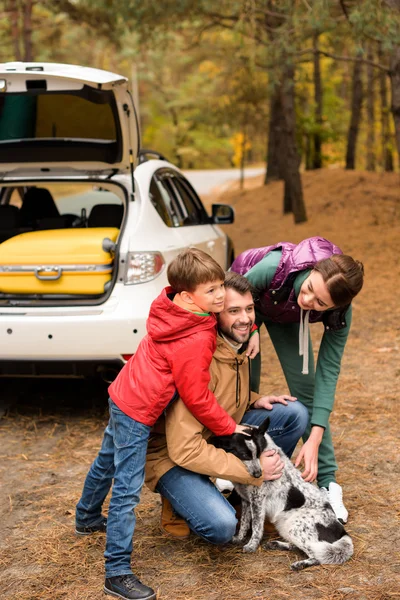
0;0;398;169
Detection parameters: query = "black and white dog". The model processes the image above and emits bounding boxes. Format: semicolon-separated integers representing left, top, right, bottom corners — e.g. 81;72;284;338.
210;417;353;570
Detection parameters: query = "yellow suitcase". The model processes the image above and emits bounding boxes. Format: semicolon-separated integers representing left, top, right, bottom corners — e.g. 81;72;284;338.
0;228;119;295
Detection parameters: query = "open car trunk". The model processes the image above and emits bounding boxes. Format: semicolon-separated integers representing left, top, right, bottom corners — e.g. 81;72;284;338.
0;63;137;306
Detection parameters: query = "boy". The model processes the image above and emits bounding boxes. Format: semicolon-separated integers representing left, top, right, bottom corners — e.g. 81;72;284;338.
75;248;251;600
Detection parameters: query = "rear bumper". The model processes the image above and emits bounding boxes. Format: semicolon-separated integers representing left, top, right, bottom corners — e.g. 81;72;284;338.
0;279;166;374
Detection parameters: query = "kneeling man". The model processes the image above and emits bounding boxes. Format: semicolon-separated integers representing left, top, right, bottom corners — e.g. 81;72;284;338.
145;272;309;543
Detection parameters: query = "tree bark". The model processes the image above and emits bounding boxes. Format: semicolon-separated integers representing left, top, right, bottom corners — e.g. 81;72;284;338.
277;66;307;223
305;133;313;171
313;34;323;169
9;0;22;60
366;44;376;171
265;90;283;184
389;44;400;162
345;59;363;170
378;44;394;171
23;0;33;61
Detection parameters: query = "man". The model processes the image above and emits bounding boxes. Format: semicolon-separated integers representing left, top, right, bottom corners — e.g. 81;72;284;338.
145;272;309;543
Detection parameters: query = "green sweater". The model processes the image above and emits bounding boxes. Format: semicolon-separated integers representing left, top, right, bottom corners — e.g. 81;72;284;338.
245;250;352;429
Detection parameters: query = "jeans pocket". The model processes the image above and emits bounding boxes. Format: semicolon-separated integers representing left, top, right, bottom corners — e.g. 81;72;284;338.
110;401;150;449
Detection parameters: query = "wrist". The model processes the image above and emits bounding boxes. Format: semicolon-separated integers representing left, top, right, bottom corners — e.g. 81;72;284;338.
309;425;324;444
249;324;258;338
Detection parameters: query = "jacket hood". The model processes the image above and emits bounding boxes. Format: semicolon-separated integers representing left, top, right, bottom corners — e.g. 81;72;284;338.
147;286;217;342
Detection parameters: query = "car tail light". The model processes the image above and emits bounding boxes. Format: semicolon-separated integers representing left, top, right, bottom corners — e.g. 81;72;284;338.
124;252;165;285
122;354;133;361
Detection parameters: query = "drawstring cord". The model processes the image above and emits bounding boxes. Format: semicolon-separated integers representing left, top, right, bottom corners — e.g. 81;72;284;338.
235;357;240;407
299;308;310;375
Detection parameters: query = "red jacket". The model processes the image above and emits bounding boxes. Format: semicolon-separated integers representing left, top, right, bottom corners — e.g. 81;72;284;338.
109;287;236;435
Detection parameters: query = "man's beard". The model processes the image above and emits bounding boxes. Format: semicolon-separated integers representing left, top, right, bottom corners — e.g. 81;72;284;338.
220;322;253;345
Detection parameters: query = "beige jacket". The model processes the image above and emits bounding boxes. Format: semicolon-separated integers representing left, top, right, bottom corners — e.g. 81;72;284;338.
145;334;264;492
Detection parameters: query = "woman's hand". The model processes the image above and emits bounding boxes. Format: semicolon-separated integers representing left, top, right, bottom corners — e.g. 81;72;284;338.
260;449;284;480
295;426;324;482
253;395;297;410
246;331;260;359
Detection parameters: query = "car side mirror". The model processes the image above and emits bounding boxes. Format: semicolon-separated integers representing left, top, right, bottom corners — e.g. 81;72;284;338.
210;204;235;225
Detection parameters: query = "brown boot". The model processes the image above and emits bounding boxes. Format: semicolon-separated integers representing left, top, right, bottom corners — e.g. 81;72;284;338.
160;497;190;539
264;518;278;536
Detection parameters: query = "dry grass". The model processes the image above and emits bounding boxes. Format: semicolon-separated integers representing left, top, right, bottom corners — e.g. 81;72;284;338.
1;168;400;599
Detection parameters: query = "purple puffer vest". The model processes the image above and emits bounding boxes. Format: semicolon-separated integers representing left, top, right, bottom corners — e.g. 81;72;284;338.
231;237;348;329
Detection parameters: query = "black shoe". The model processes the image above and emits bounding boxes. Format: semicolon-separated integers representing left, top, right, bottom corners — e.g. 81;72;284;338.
104;575;156;600
75;517;107;536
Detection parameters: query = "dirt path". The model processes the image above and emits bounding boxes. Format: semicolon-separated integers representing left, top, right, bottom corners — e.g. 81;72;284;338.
1;169;399;599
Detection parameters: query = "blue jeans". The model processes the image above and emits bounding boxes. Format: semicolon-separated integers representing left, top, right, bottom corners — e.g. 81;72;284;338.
156;401;308;544
76;398;151;577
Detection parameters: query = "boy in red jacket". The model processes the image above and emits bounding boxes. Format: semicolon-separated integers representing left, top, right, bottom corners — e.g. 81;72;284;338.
75;248;255;600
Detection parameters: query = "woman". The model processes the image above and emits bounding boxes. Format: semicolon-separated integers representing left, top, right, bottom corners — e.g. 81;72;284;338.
231;236;364;523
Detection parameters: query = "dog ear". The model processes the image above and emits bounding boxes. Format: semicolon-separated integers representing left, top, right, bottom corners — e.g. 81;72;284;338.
257;417;270;435
207;434;253;460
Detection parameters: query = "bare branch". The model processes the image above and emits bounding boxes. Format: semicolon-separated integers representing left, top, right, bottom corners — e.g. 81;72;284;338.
296;47;390;72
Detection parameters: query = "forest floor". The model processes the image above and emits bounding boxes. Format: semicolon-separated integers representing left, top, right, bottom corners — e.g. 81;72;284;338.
0;168;399;600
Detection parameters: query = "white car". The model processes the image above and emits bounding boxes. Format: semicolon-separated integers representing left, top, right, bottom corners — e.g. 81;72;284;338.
0;62;235;380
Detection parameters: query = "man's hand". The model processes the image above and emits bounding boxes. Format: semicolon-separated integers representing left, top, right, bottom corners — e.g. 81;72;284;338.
295;426;324;482
260;449;284;480
246;331;260;359
253;394;297;410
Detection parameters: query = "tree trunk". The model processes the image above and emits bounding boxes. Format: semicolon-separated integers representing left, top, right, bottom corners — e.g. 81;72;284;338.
23;0;33;61
265;90;283;184
240;123;246;190
389;44;400;162
278;66;307;223
9;0;22;60
345;59;363;169
313;34;323;169
378;45;394;171
305;133;313;171
365;45;376;171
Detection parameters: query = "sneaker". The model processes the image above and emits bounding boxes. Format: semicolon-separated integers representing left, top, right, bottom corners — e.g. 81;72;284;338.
322;482;349;524
75;517;107;536
104;574;156;600
215;478;234;493
160;497;190;539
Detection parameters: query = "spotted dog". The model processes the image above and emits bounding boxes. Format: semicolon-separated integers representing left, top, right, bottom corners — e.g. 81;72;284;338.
209;417;353;570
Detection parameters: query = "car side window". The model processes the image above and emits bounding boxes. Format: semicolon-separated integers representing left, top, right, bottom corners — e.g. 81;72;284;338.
169;176;209;226
150;169;210;228
149;177;180;227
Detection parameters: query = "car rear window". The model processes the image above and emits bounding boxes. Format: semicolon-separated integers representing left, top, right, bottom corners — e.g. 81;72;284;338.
0;87;121;164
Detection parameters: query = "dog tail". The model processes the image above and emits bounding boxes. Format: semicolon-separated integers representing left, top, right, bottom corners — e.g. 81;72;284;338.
312;535;354;565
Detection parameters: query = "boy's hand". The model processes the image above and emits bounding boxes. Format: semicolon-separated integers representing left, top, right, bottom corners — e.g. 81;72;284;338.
246;331;260;359
260;449;284;480
254;395;297;410
234;424;252;435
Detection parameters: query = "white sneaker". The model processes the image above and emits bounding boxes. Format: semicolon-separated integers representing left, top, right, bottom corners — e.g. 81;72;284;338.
322;482;348;524
215;478;234;493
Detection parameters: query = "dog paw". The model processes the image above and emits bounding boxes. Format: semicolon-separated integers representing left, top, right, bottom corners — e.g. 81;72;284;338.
231;535;243;545
265;540;292;551
243;543;258;553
